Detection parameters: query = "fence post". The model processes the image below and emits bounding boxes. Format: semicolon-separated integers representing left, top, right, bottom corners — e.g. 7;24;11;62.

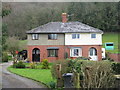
56;64;63;88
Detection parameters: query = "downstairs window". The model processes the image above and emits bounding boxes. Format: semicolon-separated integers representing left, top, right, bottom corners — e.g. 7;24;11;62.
48;49;58;57
70;48;82;57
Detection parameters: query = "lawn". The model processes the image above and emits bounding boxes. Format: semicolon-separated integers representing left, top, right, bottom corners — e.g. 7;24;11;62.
8;63;56;87
19;40;27;45
102;32;120;53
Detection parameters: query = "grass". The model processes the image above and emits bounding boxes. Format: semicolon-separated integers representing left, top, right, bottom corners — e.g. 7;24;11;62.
102;32;119;53
8;63;56;87
19;40;27;45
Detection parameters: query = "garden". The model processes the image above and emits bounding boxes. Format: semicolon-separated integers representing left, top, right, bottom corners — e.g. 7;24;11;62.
8;59;56;88
8;58;120;89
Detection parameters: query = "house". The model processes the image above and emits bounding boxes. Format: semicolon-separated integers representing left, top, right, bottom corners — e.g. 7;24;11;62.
26;13;103;62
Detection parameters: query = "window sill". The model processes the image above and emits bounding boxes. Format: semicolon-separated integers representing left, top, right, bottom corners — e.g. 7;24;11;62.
32;39;39;40
48;56;58;57
48;39;58;40
72;38;80;39
70;56;82;57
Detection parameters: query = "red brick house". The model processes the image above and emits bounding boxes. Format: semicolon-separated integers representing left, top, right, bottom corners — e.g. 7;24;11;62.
26;13;103;62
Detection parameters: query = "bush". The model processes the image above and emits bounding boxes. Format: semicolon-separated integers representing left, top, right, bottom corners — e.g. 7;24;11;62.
111;62;120;74
79;61;115;88
51;59;116;88
51;60;68;79
41;59;49;69
48;81;56;89
13;61;25;68
2;52;9;62
76;57;89;60
8;55;12;60
30;62;37;69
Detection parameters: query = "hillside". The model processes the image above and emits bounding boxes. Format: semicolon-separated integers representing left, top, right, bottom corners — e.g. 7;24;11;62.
2;2;119;40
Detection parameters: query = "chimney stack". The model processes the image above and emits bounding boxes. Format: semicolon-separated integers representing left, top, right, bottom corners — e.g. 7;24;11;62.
62;13;67;23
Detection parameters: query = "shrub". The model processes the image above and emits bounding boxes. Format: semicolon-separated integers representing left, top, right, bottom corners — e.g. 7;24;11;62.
48;81;56;89
79;61;115;88
8;55;12;60
76;57;89;60
30;62;37;69
111;62;120;74
13;61;25;68
51;60;71;79
2;52;9;62
41;59;49;69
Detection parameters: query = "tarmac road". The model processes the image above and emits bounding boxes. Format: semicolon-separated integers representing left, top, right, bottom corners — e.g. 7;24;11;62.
1;61;47;89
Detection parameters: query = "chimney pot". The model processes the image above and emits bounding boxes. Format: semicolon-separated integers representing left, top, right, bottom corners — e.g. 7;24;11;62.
62;13;67;23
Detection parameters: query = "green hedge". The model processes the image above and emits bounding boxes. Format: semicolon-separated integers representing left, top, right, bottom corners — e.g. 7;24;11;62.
111;62;120;74
51;59;116;88
13;61;26;68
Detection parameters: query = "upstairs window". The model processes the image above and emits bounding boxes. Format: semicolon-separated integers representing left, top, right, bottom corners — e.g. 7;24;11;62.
72;34;80;39
32;34;39;40
48;34;57;40
91;34;96;38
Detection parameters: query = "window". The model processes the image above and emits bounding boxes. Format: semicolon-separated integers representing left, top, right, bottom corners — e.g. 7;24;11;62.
72;34;80;39
32;34;39;40
48;34;57;40
48;49;58;57
106;44;113;46
91;34;96;38
70;48;82;57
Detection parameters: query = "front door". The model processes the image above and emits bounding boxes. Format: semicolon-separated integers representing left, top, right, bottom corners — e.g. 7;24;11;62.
89;48;98;61
32;48;40;62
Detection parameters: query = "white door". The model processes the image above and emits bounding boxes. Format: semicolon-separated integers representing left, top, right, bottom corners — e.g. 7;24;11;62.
89;48;98;61
102;48;106;59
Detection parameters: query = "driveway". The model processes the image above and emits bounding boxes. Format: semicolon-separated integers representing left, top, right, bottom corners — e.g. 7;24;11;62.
0;61;47;89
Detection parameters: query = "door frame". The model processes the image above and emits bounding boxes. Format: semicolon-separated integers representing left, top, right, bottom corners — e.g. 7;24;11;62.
32;48;40;62
89;47;98;61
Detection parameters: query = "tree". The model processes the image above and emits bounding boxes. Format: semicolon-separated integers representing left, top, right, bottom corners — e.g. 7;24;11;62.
5;37;20;56
67;2;119;32
2;3;11;51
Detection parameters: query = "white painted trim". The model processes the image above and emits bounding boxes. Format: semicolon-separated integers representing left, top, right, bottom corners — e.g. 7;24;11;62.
70;48;82;57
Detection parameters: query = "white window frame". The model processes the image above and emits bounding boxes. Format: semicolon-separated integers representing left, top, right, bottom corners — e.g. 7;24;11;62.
72;34;80;39
91;34;96;38
32;34;39;40
70;48;82;57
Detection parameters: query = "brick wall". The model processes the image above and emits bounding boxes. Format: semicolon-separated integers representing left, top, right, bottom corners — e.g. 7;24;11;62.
107;53;120;62
27;45;102;62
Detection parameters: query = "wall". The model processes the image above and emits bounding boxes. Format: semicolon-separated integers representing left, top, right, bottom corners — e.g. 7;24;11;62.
65;33;102;45
27;45;65;62
27;45;102;62
27;33;65;45
107;53;120;62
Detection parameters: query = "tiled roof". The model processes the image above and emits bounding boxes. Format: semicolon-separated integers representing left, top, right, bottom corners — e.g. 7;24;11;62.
26;22;103;34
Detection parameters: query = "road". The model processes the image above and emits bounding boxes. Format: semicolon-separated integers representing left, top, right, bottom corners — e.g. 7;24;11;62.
0;61;47;89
